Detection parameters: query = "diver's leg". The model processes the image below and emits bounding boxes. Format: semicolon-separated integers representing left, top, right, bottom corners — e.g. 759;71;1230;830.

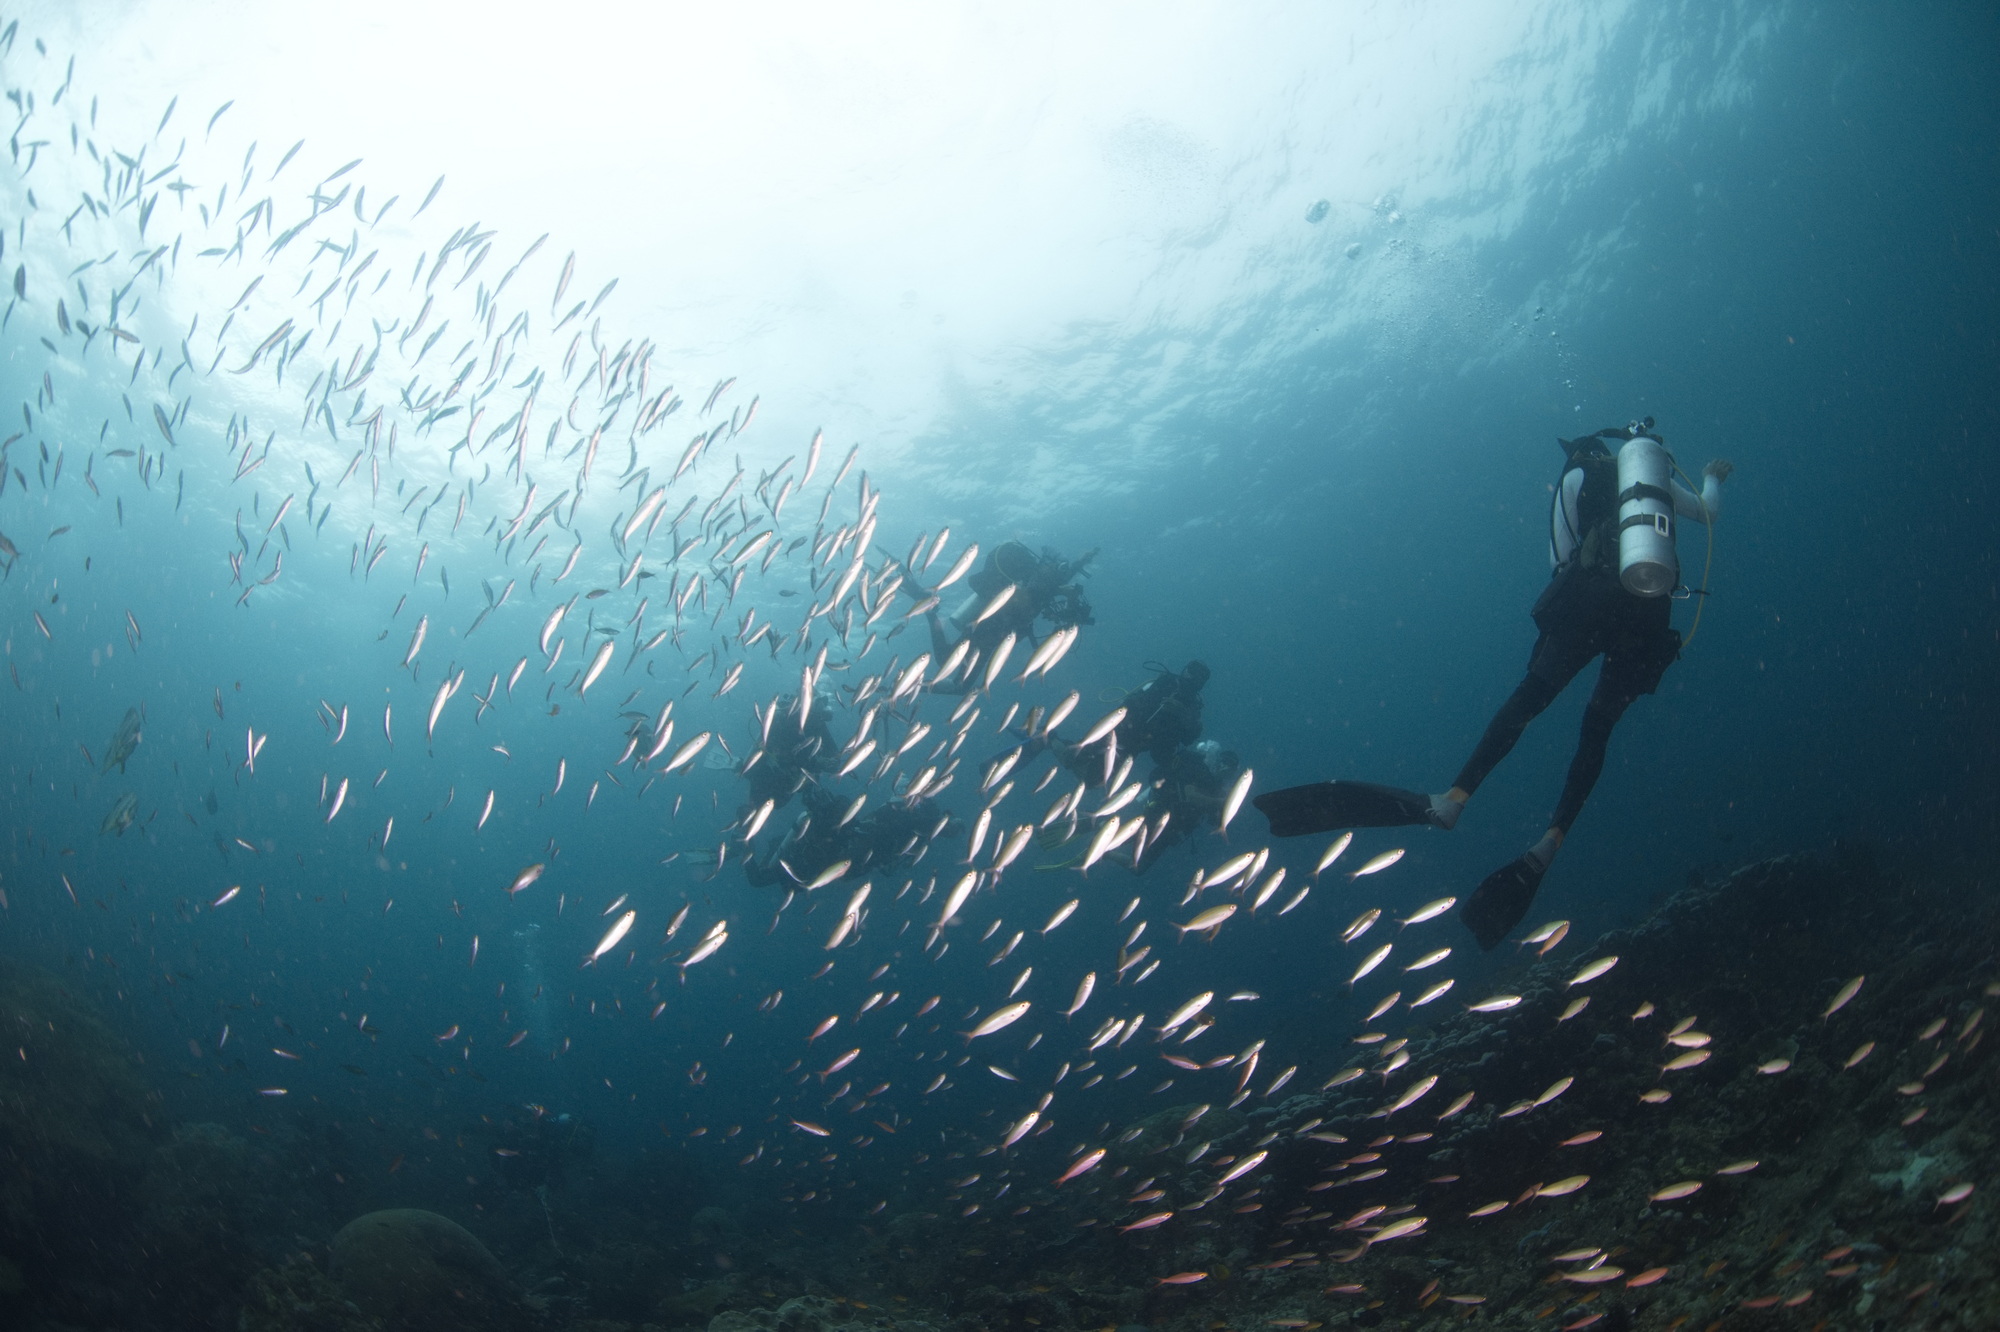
1451;572;1602;810
1256;605;1593;841
1494;677;1634;901
1454;631;1596;948
1494;663;1640;903
1451;592;1596;804
1257;627;1578;840
1462;610;1678;950
1450;666;1570;799
1548;610;1677;836
1548;671;1637;836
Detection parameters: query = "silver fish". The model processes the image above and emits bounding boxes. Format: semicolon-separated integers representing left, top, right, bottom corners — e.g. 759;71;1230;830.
100;792;138;836
101;707;143;773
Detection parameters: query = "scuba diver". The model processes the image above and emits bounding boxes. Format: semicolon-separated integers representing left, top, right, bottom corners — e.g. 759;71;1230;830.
742;781;958;887
1133;739;1242;872
1045;660;1211;779
490;1107;596;1191
860;795;958;869
744;691;835;813
1255;419;1732;949
742;782;851;887
1109;660;1209;765
913;541;1096;693
1021;657;1223;872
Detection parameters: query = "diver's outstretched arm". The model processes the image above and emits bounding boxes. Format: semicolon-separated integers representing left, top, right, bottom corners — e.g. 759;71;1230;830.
1671;458;1730;525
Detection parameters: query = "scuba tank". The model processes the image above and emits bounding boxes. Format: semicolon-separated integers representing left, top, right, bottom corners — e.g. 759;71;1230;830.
1615;430;1678;597
947;593;982;633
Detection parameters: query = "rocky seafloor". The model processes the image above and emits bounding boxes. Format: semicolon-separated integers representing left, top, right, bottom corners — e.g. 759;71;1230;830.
0;842;1990;1331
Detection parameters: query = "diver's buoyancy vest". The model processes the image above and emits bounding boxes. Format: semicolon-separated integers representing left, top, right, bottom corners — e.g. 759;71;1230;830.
1551;445;1621;577
1122;674;1203;754
969;541;1039;600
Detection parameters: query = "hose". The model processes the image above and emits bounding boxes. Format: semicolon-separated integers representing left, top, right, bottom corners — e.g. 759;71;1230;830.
1670;459;1717;650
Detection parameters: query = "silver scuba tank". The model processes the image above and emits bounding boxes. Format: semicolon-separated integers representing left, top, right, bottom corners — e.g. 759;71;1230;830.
948;593;982;633
1615;433;1678;597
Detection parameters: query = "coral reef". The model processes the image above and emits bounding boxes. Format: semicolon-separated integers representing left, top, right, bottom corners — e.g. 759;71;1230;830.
709;1294;955;1332
138;1121;342;1325
239;1253;384;1332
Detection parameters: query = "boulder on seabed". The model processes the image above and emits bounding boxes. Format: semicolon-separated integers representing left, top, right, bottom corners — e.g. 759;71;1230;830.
328;1208;531;1332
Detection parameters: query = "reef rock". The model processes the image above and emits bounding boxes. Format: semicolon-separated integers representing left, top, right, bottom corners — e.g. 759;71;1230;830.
327;1208;529;1331
239;1253;383;1332
0;957;160;1321
709;1295;912;1332
842;849;1997;1330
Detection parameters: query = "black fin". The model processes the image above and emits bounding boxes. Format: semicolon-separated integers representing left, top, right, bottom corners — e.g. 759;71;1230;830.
1460;854;1548;950
1252;780;1435;837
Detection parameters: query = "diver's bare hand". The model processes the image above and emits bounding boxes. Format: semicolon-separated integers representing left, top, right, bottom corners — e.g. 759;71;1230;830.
1704;459;1734;483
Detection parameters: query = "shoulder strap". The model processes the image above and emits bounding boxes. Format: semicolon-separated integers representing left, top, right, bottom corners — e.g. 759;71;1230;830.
1550;449;1622;571
1575;453;1624;571
1549;450;1595;567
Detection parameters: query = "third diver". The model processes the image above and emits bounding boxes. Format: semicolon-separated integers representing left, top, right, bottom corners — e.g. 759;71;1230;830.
913;541;1096;694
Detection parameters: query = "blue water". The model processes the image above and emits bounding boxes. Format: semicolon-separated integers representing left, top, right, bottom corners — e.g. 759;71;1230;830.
1;0;1996;1312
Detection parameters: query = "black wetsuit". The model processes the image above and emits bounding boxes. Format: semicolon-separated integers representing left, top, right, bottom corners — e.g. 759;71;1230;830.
1453;445;1681;835
1133;744;1237;872
1116;669;1206;765
743;783;847;887
746;700;833;812
925;542;1094;692
743;788;951;886
1051;666;1206;783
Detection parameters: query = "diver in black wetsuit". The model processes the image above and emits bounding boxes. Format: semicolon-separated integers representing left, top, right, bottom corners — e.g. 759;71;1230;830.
490;1109;595;1191
1256;420;1731;949
914;541;1096;694
743;692;835;813
742;783;848;887
1047;660;1210;781
742;783;957;887
1110;660;1209;765
1133;739;1241;873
